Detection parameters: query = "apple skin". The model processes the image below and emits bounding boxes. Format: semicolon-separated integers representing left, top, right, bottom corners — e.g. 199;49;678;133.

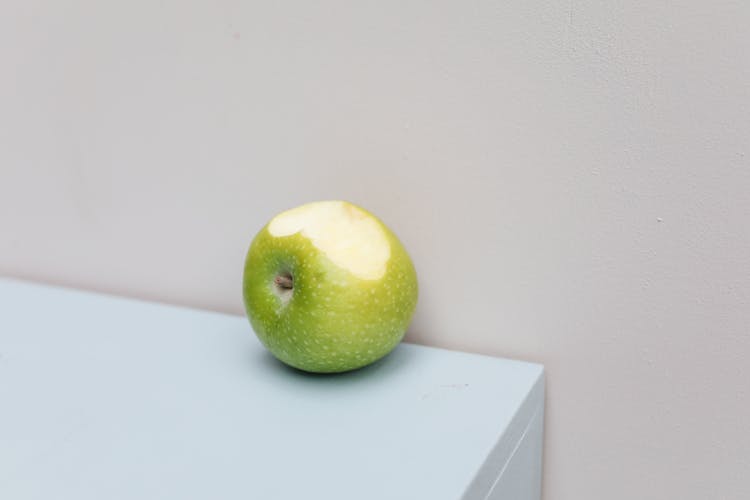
242;202;418;373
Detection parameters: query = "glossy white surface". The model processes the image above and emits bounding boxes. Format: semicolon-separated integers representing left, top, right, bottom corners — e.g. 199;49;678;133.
0;279;543;500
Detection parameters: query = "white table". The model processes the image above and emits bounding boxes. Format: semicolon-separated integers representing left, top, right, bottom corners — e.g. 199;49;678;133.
0;278;544;499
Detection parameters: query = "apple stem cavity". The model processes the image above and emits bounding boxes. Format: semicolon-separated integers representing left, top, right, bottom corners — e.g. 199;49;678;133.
274;274;294;290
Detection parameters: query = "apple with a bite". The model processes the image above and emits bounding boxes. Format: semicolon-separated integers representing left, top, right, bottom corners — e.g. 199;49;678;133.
242;200;418;373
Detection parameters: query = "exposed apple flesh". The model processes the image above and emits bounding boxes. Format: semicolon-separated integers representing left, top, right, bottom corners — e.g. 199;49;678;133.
268;201;391;280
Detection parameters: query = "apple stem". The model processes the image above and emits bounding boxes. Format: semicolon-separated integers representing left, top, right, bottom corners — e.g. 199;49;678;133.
274;275;294;290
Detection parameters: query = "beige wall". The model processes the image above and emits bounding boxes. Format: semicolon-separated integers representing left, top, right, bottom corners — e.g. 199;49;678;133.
2;2;749;498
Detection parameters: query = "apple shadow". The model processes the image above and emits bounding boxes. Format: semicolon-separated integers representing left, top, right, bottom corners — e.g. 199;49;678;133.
251;343;418;386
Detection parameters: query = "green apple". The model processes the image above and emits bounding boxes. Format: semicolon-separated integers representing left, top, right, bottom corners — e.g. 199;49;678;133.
242;200;418;373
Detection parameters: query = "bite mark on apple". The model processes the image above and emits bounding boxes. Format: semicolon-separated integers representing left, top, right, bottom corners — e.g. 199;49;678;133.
268;200;390;280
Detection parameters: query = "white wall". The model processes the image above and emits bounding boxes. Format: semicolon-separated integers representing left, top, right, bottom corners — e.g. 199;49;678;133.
2;2;749;498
